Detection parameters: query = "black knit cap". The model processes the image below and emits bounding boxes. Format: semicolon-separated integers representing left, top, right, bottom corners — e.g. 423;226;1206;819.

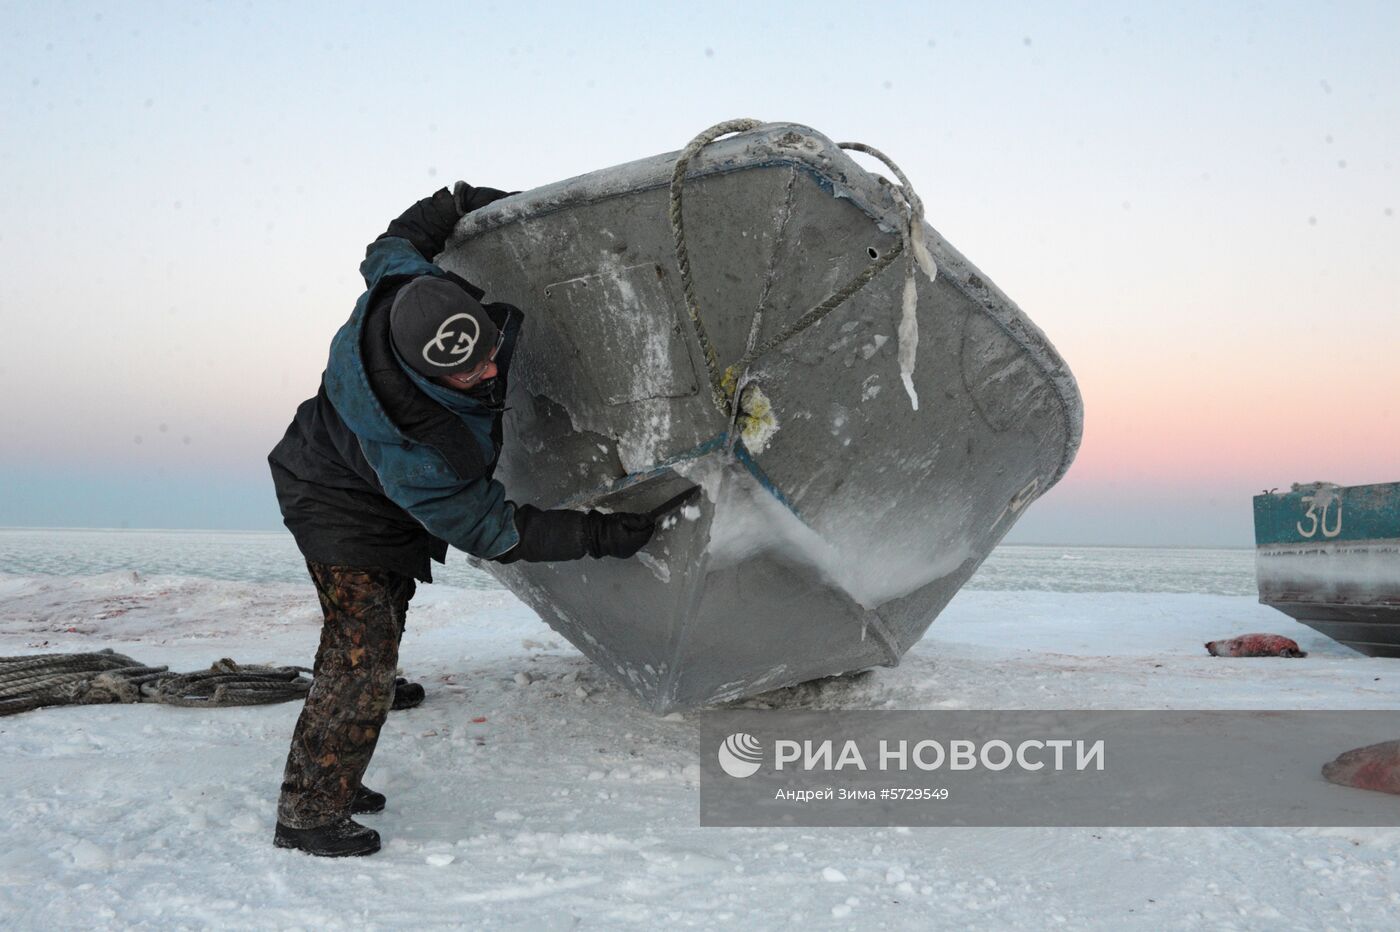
389;277;499;378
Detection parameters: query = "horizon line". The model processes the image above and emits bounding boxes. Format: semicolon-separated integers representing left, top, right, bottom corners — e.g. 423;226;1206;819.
0;525;1255;551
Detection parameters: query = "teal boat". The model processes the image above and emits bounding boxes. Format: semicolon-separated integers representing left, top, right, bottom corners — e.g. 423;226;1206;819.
1253;482;1400;657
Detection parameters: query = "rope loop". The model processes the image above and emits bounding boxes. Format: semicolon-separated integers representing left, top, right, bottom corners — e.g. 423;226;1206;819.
669;119;765;414
836;141;924;222
668;121;932;421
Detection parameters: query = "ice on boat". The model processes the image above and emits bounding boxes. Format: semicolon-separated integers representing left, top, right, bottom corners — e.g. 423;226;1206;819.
439;122;1083;711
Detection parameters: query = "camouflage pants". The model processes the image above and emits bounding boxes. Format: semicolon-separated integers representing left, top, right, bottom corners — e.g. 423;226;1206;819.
277;561;416;829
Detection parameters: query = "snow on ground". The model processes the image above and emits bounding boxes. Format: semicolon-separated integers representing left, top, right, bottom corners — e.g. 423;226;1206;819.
2;570;1398;929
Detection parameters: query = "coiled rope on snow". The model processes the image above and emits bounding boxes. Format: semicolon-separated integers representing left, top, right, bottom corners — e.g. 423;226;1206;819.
0;649;312;716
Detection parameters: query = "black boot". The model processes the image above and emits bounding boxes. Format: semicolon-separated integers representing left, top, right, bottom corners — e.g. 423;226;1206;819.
391;677;425;710
274;817;381;857
351;784;386;814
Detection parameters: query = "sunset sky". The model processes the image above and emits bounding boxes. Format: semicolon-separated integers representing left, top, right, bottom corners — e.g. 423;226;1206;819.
2;1;1397;546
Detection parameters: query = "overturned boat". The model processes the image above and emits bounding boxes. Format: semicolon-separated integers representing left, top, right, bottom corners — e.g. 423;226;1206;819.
1254;482;1400;657
439;121;1083;711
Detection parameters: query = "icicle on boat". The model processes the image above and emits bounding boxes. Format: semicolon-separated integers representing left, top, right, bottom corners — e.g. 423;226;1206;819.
437;121;1083;711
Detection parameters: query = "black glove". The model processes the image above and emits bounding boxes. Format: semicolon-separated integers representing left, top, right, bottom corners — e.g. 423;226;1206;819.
496;505;655;563
584;510;656;559
453;180;513;216
498;505;587;563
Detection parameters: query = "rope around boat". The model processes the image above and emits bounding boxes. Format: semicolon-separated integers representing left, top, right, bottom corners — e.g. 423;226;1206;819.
667;119;936;418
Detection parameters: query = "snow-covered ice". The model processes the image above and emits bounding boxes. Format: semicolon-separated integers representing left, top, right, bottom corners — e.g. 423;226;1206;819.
2;536;1398;929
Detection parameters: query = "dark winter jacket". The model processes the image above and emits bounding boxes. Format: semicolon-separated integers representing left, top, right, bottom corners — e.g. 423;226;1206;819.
268;185;521;582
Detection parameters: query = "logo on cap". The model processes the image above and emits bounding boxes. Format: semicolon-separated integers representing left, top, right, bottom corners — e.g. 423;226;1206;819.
422;313;481;368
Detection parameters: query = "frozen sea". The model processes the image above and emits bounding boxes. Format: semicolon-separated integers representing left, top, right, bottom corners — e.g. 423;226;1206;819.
0;527;1258;595
4;529;1397;931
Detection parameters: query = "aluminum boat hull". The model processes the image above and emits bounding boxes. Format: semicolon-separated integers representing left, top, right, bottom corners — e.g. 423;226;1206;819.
438;123;1083;710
